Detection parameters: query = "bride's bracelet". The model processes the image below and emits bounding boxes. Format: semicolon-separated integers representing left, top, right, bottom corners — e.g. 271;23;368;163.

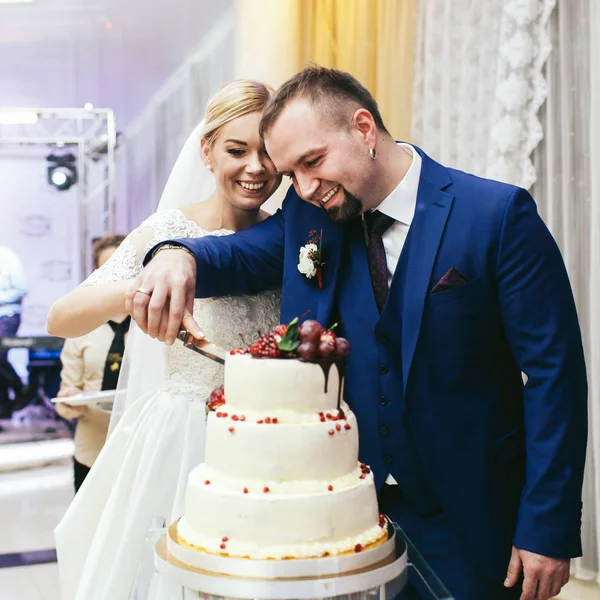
152;243;195;260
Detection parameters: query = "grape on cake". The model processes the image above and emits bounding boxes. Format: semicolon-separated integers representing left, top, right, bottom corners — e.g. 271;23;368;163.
177;318;388;560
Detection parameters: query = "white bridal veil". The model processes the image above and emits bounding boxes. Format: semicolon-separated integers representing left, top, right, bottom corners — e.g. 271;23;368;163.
109;121;216;434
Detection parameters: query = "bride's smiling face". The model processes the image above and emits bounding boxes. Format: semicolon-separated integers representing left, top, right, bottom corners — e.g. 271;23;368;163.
202;111;281;211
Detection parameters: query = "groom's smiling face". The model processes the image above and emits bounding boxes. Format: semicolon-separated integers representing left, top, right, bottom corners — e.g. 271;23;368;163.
264;98;376;223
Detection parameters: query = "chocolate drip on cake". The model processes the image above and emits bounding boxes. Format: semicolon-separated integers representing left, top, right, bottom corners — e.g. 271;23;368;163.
316;359;346;410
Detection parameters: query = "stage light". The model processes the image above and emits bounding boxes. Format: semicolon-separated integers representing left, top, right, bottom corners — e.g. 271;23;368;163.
0;110;39;125
46;153;77;191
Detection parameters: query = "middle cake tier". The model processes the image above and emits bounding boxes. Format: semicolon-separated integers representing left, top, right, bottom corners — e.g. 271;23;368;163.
205;404;359;482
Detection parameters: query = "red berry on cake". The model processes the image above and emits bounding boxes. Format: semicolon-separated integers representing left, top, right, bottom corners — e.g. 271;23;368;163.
344;423;351;430
249;332;281;358
265;417;271;424
204;480;211;485
354;544;363;553
263;486;270;493
207;385;226;412
336;424;341;431
320;329;337;345
328;429;335;436
272;417;278;424
228;427;235;433
297;341;318;361
243;487;248;494
229;348;248;355
222;536;229;542
209;385;224;400
334;337;351;358
273;324;288;338
299;320;323;345
328;485;333;491
318;341;335;358
220;543;226;550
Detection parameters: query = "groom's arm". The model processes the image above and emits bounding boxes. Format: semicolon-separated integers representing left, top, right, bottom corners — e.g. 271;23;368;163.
127;198;288;343
170;209;284;297
495;188;588;558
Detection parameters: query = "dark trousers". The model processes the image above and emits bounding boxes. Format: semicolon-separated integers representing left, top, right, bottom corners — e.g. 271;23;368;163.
73;457;91;493
0;314;23;417
379;485;522;600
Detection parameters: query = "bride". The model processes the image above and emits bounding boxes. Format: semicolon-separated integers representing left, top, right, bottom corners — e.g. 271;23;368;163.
47;80;283;600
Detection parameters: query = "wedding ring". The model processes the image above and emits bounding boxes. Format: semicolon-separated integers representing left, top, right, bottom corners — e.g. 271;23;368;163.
136;288;152;296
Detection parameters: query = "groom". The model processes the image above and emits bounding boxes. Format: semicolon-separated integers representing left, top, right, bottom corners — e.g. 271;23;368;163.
127;67;587;600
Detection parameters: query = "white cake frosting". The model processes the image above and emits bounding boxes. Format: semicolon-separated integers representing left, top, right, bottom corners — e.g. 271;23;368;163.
178;353;387;559
224;354;344;414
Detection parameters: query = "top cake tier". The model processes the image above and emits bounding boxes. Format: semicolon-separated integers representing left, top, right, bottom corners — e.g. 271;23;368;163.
224;354;344;414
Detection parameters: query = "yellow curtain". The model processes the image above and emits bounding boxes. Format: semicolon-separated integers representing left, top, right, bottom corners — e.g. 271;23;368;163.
234;0;417;140
298;0;417;141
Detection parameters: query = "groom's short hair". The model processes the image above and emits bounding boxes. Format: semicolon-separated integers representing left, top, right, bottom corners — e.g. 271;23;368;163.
260;66;390;138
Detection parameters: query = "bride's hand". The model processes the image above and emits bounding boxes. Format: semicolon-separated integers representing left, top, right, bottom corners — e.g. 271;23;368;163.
125;248;204;345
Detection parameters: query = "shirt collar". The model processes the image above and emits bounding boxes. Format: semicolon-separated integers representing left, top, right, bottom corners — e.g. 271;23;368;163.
372;143;421;226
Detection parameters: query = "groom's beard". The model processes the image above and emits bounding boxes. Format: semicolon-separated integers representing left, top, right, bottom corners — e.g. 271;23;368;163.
324;189;363;223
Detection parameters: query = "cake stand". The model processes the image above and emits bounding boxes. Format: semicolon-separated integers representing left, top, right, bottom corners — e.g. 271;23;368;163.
152;518;451;600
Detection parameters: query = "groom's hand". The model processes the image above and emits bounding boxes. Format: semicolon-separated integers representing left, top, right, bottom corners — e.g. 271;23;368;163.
125;248;204;345
504;546;569;600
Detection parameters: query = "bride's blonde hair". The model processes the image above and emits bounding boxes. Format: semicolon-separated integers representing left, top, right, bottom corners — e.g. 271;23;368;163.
201;80;274;147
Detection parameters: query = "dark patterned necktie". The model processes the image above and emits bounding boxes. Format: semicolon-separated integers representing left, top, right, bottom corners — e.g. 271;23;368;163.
364;210;396;313
101;316;131;391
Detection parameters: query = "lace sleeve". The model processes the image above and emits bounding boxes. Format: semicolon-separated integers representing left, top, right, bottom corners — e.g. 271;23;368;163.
83;210;192;285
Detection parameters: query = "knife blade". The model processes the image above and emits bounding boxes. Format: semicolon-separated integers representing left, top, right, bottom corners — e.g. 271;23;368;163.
177;330;227;365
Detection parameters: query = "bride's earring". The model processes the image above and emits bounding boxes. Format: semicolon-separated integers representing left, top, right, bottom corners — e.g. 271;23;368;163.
369;148;377;160
207;161;213;172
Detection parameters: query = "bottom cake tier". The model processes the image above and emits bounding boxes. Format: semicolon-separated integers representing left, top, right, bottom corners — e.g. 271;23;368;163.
178;463;387;560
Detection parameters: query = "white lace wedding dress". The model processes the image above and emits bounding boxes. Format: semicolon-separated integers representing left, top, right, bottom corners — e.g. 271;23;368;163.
55;209;281;600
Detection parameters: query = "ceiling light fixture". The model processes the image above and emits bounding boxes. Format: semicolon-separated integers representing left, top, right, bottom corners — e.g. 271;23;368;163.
0;110;39;125
47;153;77;192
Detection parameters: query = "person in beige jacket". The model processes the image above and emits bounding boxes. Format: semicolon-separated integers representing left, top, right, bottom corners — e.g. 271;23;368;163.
55;235;128;491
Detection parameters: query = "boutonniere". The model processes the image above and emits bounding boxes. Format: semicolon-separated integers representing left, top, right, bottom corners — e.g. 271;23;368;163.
297;229;324;289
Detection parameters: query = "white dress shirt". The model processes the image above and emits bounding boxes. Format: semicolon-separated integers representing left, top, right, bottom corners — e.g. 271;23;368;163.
364;143;422;285
363;144;422;485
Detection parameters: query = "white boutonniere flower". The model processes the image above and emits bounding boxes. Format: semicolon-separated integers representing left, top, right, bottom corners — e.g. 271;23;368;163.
297;231;324;288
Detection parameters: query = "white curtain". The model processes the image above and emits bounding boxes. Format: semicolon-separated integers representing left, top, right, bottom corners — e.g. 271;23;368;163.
118;11;235;231
532;0;600;582
412;0;600;581
412;0;555;189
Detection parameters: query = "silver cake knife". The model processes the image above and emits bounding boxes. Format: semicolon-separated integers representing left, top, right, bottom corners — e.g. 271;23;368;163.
177;330;227;365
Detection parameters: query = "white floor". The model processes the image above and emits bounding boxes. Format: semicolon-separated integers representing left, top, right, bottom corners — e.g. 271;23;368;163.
0;447;73;600
0;445;597;600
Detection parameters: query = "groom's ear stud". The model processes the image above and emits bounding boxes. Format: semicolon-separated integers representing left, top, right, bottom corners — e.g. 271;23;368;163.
369;148;377;160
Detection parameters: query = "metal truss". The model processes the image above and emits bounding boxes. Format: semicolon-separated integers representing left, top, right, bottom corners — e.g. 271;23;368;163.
0;107;117;279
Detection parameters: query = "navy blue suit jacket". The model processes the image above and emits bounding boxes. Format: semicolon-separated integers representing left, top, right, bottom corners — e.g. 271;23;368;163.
163;148;587;582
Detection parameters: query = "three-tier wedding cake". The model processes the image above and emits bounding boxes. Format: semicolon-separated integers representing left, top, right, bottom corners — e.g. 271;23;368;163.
177;319;388;560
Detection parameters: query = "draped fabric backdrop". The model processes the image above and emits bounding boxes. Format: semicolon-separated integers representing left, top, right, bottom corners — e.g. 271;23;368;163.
235;0;416;142
297;0;417;142
413;0;599;582
532;0;600;581
412;0;555;189
119;11;235;231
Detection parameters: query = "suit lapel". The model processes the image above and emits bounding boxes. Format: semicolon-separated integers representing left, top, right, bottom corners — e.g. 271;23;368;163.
299;205;344;326
401;159;454;394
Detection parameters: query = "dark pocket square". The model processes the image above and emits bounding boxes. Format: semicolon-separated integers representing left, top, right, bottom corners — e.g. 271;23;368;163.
430;267;468;293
